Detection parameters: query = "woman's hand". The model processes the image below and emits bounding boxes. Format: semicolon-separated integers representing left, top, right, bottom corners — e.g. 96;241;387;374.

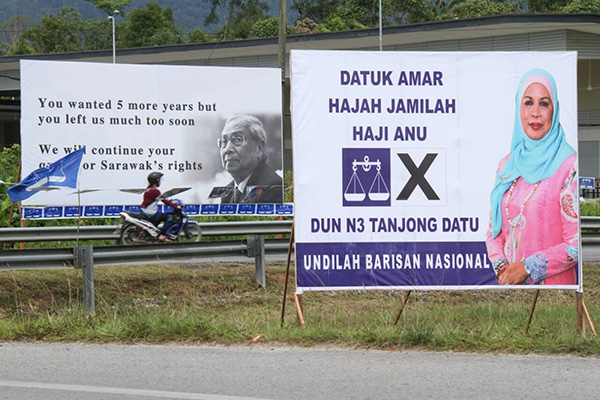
497;262;529;285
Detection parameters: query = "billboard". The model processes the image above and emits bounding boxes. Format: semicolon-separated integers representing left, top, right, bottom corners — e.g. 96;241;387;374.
291;51;580;291
19;60;289;218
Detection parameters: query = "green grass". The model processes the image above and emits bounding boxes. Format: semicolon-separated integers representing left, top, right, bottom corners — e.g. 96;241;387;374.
0;262;599;355
581;197;600;216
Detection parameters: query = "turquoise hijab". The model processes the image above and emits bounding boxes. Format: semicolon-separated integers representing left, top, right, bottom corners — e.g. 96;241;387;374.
490;68;575;238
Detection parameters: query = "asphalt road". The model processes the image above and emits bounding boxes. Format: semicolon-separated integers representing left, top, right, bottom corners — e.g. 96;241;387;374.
0;342;599;400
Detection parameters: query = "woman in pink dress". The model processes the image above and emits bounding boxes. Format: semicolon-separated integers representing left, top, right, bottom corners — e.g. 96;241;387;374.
486;68;578;286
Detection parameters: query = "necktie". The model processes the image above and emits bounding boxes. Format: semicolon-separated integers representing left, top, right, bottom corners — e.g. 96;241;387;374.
235;188;244;202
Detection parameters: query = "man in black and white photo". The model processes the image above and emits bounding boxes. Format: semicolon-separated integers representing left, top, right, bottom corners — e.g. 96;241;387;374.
216;115;283;203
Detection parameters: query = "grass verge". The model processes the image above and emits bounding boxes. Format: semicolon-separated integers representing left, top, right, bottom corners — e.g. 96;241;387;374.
0;262;598;355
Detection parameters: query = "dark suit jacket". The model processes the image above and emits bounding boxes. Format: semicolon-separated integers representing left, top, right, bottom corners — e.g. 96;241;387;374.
221;160;284;204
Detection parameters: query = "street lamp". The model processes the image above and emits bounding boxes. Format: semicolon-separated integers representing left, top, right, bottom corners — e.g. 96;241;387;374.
108;10;120;63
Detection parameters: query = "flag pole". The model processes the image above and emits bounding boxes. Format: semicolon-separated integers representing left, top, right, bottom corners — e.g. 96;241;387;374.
3;156;21;250
76;186;81;248
75;149;85;271
17;155;25;249
76;149;85;249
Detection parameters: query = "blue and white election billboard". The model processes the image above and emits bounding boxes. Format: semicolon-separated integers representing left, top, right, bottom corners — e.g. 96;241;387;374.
291;51;580;291
19;60;288;218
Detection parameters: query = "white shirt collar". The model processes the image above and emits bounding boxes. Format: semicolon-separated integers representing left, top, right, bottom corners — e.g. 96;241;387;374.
236;175;251;193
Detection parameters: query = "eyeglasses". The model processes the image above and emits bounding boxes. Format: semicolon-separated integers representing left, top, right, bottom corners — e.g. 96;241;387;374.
217;133;246;149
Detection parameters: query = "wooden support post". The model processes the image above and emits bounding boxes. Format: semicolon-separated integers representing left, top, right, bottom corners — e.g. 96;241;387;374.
393;290;412;325
581;298;597;336
576;292;585;335
525;289;540;335
294;293;306;329
280;222;295;327
575;292;596;336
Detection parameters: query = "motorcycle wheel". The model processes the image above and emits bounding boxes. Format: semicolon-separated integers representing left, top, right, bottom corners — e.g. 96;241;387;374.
120;223;148;245
178;221;202;243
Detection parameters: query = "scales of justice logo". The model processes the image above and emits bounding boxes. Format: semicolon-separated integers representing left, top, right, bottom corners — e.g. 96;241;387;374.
342;148;391;207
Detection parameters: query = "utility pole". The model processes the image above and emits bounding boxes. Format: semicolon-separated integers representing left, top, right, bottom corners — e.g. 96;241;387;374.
279;0;288;172
278;0;286;82
379;0;382;51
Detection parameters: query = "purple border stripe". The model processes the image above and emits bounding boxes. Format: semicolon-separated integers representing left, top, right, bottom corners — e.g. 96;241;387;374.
296;241;497;288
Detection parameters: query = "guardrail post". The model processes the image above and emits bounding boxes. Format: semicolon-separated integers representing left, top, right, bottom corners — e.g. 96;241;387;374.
77;245;95;314
247;236;266;287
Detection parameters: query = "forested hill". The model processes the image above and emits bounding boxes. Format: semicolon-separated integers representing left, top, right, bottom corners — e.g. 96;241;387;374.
0;0;294;33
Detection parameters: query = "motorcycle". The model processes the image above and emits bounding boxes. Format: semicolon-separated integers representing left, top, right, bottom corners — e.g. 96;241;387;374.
117;200;202;245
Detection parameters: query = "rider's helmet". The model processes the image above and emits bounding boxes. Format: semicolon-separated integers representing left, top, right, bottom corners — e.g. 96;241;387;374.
171;199;182;208
147;172;164;185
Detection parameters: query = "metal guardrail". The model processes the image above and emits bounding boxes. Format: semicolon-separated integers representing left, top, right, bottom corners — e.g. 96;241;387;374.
0;221;293;311
0;239;290;270
582;216;600;230
1;217;597;243
2;217;600;269
0;220;293;243
581;217;600;245
0;220;293;275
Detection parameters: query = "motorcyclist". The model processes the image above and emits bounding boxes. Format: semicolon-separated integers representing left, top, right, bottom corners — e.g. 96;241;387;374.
141;172;182;241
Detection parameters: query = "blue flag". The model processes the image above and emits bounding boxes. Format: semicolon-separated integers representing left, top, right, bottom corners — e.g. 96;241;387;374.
8;147;85;202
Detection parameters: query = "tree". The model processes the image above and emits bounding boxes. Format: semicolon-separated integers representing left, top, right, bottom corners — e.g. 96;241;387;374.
0;144;22;228
336;0;396;28
393;0;439;24
84;0;134;15
292;1;343;24
560;0;600;12
8;0;599;54
188;28;208;43
248;17;296;38
0;16;35;55
293;0;410;31
448;0;521;19
295;17;318;33
249;17;277;38
204;0;270;40
8;37;37;55
526;0;568;12
0;16;33;47
82;18;113;51
315;15;363;32
23;7;85;53
120;2;181;47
